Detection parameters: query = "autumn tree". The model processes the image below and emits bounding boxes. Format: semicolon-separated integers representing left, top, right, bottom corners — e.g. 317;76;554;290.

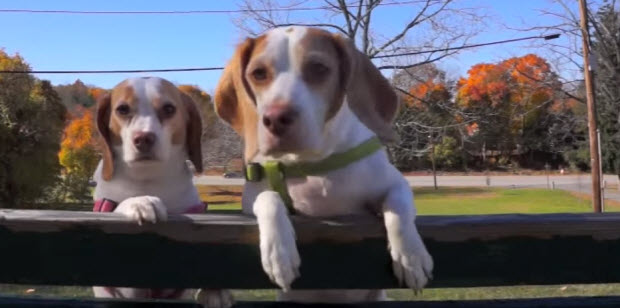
389;64;458;170
58;107;99;202
456;54;567;168
0;50;66;207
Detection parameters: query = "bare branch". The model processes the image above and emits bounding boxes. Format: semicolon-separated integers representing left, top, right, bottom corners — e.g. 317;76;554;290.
274;22;348;34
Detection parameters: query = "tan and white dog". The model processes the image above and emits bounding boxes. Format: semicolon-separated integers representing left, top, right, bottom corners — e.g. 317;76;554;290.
92;77;232;308
214;26;433;302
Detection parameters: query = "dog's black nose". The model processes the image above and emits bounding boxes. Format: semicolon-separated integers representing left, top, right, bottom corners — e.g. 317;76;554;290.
133;132;156;153
262;106;298;137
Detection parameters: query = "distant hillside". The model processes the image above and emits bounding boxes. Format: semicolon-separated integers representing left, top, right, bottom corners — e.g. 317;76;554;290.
53;80;105;114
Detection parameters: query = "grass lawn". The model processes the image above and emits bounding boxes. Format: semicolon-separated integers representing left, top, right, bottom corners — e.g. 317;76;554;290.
201;186;614;215
414;187;600;215
3;186;620;301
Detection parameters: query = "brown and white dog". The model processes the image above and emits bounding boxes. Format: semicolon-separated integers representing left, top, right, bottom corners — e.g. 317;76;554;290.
214;26;433;302
92;77;232;308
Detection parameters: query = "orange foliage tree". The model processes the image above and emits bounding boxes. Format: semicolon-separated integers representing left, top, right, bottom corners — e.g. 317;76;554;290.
456;54;562;157
58;107;99;201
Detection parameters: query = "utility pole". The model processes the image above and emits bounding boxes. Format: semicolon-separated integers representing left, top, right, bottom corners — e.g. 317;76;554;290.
579;0;603;213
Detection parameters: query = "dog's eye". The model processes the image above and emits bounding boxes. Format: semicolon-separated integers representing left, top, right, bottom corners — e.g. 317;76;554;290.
116;104;130;116
304;62;330;83
162;104;176;117
308;62;329;76
251;67;269;82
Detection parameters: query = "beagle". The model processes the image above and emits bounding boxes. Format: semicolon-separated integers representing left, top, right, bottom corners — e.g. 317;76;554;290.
214;26;433;302
92;77;232;308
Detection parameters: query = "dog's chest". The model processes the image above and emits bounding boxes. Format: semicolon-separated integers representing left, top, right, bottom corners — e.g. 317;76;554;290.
286;175;370;216
286;152;394;216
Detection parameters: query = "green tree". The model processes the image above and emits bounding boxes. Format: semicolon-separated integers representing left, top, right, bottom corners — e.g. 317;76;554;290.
433;136;461;169
0;50;66;207
591;1;620;178
389;64;457;171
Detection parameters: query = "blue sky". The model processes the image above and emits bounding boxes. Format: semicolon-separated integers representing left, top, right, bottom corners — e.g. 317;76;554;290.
0;0;566;92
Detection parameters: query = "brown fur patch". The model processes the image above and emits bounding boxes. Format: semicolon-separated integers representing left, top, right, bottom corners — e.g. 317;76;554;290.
214;35;267;162
296;28;348;121
96;94;114;181
329;33;399;143
181;92;203;173
158;79;187;146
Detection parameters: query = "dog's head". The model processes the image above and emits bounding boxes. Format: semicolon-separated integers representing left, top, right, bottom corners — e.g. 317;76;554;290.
214;26;398;160
96;77;203;181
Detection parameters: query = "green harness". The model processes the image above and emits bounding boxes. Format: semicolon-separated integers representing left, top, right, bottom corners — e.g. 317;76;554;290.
244;137;384;214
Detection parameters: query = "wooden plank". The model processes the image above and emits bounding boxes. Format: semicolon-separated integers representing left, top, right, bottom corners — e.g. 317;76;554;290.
3;296;620;308
2;210;620;289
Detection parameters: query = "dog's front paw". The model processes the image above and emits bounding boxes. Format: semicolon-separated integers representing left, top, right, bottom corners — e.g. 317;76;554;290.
115;196;167;225
390;232;433;292
195;289;233;308
259;221;300;291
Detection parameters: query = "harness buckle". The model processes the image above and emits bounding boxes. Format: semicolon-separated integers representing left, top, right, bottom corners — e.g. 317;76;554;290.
244;162;263;182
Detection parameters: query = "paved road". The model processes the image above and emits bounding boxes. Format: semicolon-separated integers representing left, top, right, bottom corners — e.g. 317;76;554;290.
194;174;620;201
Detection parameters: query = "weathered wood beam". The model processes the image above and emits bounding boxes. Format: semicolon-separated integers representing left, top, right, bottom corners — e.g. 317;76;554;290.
3;296;620;308
2;210;620;289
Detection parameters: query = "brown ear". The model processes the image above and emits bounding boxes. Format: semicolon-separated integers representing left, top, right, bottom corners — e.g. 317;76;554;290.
181;92;204;174
214;37;261;161
96;94;114;181
331;34;399;143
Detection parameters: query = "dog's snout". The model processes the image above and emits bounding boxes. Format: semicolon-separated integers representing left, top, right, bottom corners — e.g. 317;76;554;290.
262;106;298;137
133;132;156;153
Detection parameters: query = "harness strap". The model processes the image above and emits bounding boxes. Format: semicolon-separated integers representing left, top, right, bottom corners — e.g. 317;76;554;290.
93;198;118;212
245;137;384;214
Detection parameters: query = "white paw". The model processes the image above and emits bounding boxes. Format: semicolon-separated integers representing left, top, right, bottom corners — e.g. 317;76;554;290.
389;232;433;292
259;221;300;291
114;196;168;225
195;289;234;308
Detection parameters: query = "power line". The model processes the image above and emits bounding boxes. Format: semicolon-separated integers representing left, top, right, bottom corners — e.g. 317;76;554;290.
0;33;560;75
0;1;424;15
0;67;225;74
373;34;561;59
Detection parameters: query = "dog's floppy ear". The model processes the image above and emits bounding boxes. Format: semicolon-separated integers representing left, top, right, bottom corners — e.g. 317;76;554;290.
181;92;203;174
331;34;399;143
96;93;114;181
214;37;261;161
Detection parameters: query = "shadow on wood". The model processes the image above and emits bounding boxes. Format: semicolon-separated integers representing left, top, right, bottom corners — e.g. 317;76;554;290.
1;210;620;289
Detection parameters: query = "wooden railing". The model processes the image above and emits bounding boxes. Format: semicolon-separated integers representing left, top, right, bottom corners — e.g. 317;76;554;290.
2;210;620;307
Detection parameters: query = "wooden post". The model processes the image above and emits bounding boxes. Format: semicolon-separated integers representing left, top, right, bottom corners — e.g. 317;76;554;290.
579;0;603;213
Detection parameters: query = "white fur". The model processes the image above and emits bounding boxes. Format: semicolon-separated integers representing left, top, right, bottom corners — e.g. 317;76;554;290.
242;28;433;302
253;27;324;156
253;191;300;291
92;77;232;308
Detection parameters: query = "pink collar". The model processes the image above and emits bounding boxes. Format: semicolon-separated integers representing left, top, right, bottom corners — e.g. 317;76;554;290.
93;198;207;214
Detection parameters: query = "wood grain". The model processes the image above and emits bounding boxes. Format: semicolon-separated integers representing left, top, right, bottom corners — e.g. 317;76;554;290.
2;210;620;289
